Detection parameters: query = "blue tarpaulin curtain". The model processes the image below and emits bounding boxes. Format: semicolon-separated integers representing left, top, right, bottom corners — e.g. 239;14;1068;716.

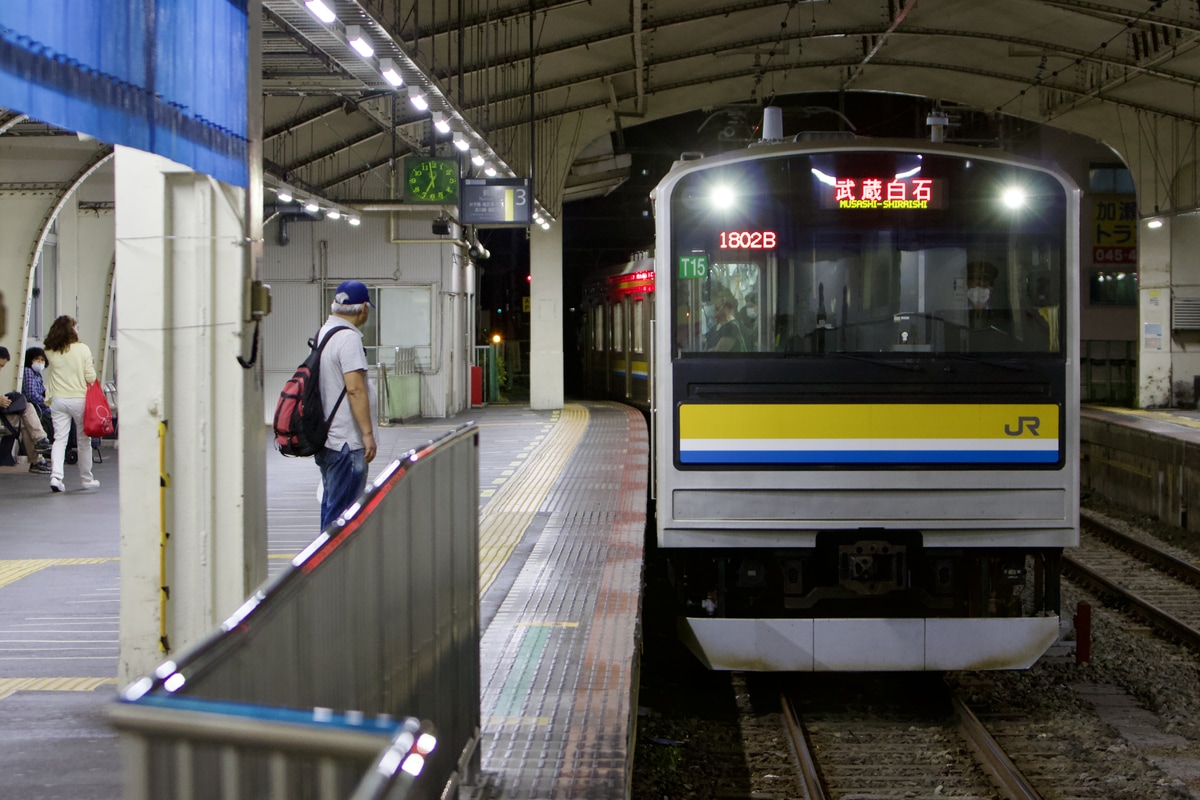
0;0;249;187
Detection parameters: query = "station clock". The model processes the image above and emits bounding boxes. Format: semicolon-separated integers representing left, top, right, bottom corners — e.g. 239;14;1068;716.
404;157;459;204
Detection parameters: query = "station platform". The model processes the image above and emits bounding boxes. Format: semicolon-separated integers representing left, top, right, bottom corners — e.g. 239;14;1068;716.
1080;404;1200;533
0;400;648;800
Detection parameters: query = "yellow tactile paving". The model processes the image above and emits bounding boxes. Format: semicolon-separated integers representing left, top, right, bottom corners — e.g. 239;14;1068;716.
0;677;117;700
477;404;589;595
0;558;118;590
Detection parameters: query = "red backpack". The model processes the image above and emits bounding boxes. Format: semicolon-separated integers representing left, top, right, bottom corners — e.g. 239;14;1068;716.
273;327;349;457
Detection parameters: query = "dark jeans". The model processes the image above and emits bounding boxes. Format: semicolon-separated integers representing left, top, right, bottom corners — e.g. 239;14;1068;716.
315;442;367;529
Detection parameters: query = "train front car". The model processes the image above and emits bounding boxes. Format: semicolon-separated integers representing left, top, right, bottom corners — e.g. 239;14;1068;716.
652;141;1080;672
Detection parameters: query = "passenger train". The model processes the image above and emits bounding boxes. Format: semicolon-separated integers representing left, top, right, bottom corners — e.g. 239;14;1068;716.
581;124;1080;671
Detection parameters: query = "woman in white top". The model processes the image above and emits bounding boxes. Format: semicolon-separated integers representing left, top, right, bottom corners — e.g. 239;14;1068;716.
43;315;98;492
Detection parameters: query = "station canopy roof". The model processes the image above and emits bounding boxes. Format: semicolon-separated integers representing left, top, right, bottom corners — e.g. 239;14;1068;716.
4;0;1200;216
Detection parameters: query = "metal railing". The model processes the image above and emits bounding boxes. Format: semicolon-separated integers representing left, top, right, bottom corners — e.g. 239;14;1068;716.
112;425;481;799
366;363;390;426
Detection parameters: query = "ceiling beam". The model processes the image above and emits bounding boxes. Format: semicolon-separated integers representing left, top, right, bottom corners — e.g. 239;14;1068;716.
1036;0;1200;34
470;54;1200;135
277;128;388;173
844;0;917;90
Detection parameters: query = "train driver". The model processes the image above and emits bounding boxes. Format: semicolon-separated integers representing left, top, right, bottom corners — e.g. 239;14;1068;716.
965;260;1012;348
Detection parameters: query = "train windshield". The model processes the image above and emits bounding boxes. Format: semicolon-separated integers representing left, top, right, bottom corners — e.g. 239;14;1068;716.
668;150;1068;357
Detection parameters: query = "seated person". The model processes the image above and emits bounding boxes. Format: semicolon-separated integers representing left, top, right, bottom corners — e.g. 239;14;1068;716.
22;346;49;418
0;346;52;473
705;290;746;352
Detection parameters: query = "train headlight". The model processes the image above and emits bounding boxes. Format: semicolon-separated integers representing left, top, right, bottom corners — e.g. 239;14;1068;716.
1001;186;1027;209
710;185;735;210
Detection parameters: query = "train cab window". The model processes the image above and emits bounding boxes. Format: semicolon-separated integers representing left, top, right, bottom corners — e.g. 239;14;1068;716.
668;150;1068;359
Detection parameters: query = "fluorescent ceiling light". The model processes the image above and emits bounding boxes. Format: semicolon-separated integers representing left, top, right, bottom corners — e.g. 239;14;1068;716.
379;58;403;87
453;132;470;151
470;150;485;167
484;166;496;177
304;201;320;213
276;190;292;202
305;0;336;24
326;209;341;220
346;26;374;58
408;86;428;111
348;216;361;226
432;111;450;134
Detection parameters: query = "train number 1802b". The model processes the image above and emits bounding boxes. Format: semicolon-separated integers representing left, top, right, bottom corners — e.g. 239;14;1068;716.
719;230;777;250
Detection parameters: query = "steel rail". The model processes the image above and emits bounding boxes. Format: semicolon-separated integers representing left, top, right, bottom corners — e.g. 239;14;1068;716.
1081;511;1200;588
1062;555;1200;652
783;687;1043;800
779;694;828;800
951;693;1044;800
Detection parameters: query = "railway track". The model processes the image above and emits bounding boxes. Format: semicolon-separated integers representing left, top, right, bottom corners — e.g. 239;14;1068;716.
781;675;1043;800
1064;511;1200;652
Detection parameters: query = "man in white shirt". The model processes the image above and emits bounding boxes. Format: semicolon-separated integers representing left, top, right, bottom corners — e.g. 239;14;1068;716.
314;280;377;528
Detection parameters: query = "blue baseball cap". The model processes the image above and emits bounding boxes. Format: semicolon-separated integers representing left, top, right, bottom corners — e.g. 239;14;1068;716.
334;280;374;307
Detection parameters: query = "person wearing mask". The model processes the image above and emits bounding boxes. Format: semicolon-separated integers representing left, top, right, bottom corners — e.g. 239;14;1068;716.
22;347;49;418
737;293;760;351
705;290;746;353
0;345;52;473
964;261;1012;351
966;262;1002;318
43;316;98;492
315;280;378;528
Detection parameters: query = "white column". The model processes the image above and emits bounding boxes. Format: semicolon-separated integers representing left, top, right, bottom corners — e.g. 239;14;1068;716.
1138;216;1172;407
115;146;266;685
529;222;564;410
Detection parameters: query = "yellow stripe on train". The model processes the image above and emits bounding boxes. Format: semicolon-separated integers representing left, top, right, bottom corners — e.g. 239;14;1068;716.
680;404;1060;440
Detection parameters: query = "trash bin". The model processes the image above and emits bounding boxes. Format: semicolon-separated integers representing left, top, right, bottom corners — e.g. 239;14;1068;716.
471;365;483;407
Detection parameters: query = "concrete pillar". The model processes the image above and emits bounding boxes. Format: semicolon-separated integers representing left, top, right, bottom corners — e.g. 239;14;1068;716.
1138;215;1172;407
115;146;267;684
529;222;564;410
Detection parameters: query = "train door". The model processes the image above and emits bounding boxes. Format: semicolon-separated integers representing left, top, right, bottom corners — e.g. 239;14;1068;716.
631;295;647;404
596;303;609;394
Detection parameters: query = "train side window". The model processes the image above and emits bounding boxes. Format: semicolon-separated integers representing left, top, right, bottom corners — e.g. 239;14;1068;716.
613;302;625;352
632;299;645;353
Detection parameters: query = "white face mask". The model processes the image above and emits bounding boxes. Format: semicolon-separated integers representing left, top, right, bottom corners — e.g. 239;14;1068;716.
745;308;757;321
966;287;991;307
32;362;45;373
